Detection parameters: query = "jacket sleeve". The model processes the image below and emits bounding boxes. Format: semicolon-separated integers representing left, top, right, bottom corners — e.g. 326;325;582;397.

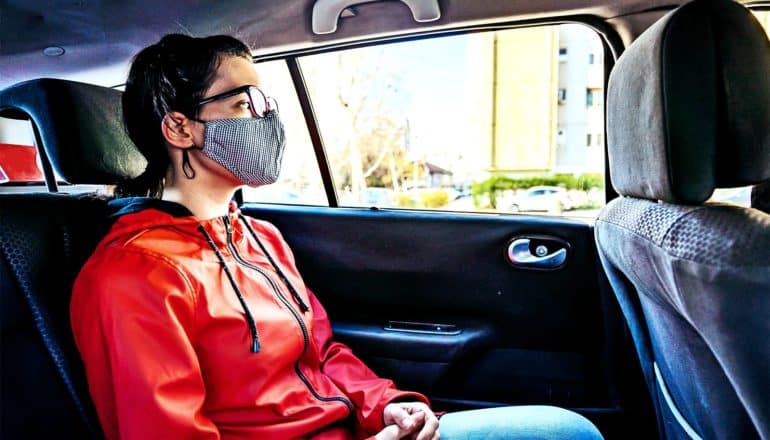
306;289;430;435
70;247;220;440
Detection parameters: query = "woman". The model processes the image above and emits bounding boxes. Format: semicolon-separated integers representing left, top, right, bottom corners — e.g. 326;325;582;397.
71;34;603;440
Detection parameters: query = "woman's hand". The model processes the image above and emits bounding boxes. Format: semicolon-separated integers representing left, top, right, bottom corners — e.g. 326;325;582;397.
375;410;423;440
380;402;439;440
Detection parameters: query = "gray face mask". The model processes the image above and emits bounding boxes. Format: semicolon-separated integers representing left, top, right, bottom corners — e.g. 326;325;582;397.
197;111;286;187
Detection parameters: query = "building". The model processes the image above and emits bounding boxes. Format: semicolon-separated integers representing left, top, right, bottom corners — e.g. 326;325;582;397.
482;25;605;176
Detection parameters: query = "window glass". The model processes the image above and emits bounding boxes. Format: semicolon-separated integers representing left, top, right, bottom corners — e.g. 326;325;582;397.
709;187;754;208
0;117;44;186
241;60;327;205
299;24;606;218
558;47;568;62
754;11;769;38
586;88;601;107
0;116;111;194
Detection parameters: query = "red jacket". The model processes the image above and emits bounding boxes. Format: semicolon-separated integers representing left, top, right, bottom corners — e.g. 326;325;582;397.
71;198;428;439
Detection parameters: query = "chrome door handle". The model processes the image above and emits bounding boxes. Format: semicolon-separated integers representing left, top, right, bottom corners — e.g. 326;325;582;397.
507;237;568;270
312;0;441;34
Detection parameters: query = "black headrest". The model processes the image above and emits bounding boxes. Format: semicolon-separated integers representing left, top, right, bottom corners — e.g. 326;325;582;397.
607;0;770;204
0;78;146;184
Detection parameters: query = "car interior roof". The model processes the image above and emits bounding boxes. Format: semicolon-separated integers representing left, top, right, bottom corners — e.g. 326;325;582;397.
2;0;761;90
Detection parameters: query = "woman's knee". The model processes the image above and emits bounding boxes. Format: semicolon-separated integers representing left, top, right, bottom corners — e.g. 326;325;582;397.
438;405;603;440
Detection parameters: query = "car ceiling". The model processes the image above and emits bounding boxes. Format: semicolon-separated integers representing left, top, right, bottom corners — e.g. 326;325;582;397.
0;0;755;89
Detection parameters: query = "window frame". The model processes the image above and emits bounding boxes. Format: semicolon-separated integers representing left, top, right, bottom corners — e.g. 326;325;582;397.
247;16;622;212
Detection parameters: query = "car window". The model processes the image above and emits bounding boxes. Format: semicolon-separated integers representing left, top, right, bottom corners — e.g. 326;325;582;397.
0;117;45;190
297;24;606;217
241;60;328;206
0;116;117;195
709;187;753;207
754;11;769;37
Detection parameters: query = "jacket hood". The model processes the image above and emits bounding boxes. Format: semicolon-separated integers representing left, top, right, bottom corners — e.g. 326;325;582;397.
104;196;267;352
104;197;240;243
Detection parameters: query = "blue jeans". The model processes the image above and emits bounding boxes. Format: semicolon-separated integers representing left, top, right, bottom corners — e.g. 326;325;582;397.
438;405;603;440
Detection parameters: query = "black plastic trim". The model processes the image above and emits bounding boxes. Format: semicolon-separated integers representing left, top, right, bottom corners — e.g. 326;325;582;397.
332;321;493;363
256;15;624;64
602;37;619;203
285;57;339;207
30;118;58;192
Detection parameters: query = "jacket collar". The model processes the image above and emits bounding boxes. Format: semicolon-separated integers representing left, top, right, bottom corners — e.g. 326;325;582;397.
108;197;197;219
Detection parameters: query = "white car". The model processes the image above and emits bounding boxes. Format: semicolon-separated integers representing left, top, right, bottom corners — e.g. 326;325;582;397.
509;186;570;212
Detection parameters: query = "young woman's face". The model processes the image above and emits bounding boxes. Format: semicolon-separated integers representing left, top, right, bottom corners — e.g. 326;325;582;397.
187;55;264;188
197;56;262;121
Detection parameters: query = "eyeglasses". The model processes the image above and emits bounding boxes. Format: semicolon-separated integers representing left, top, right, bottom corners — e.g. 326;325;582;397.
195;85;277;118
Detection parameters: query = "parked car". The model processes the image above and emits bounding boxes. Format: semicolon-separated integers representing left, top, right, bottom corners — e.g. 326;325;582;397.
508;186;571;213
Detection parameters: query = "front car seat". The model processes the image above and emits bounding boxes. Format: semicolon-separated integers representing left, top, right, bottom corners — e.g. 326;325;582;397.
595;0;770;438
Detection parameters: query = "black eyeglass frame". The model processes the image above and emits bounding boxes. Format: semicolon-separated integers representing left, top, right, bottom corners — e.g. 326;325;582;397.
195;85;276;118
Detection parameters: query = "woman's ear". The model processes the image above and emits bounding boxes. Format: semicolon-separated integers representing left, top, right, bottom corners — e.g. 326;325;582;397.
161;111;199;149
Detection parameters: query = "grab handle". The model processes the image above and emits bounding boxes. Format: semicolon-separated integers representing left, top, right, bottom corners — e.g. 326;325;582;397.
312;0;441;34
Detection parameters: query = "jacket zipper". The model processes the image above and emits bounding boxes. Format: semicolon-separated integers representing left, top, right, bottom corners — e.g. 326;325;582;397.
222;216;354;415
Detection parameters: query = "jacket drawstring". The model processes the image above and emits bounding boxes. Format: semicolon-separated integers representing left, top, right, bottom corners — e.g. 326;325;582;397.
198;225;261;353
239;214;310;313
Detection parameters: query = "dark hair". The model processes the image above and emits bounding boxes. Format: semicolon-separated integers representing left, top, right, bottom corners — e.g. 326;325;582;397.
116;34;252;198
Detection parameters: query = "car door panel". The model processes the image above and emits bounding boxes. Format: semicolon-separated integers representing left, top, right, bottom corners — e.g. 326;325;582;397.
332;320;495;390
242;204;611;410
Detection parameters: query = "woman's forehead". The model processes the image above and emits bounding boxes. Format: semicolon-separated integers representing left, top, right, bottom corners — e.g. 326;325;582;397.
206;56;260;96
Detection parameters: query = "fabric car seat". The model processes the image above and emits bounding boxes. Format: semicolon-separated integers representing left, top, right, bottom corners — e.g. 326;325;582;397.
595;0;770;439
0;79;145;438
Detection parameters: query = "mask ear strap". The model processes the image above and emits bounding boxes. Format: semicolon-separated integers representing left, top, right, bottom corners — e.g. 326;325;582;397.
182;149;196;179
181;113;204;179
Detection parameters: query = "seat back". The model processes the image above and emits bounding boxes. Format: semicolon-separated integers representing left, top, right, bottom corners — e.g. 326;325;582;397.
0;79;144;438
596;0;770;439
0;194;110;437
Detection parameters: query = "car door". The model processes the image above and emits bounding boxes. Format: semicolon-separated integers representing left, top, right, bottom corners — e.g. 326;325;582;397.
238;10;652;439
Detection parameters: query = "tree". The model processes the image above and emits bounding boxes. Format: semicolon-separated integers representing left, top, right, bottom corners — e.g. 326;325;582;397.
316;48;411;196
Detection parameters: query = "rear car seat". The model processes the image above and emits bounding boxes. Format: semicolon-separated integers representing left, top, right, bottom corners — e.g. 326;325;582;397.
0;79;145;437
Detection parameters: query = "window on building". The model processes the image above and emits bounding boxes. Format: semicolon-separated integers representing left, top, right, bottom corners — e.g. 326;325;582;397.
558;88;567;103
291;24;605;218
586;88;602;107
586;134;592;147
558;47;568;62
588;53;595;64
